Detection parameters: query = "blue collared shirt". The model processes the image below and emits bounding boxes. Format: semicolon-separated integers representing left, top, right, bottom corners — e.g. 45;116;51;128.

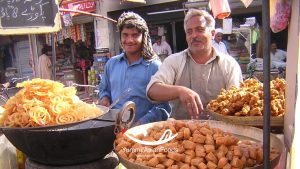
99;53;171;124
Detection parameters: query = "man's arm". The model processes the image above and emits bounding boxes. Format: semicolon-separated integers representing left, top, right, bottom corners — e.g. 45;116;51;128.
147;82;181;101
166;43;172;56
148;83;203;117
45;57;52;68
135;102;171;125
281;50;287;62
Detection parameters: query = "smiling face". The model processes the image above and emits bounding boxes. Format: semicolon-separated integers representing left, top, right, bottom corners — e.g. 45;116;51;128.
185;15;214;55
120;27;143;56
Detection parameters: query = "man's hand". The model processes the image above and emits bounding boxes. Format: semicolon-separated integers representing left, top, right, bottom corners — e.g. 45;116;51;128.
178;86;203;119
99;96;111;107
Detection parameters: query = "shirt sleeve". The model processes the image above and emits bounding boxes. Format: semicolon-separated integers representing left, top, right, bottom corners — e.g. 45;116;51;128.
99;61;111;100
138;102;171;124
223;43;229;55
152;43;158;55
281;50;287;60
46;57;52;67
167;44;172;55
146;54;179;98
225;57;243;89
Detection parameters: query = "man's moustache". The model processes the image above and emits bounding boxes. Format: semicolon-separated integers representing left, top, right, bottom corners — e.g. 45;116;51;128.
192;38;203;43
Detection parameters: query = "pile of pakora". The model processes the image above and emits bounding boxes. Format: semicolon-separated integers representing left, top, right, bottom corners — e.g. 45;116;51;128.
207;78;285;117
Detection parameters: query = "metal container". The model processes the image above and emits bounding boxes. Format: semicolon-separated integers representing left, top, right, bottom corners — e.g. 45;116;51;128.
1;102;135;166
116;120;284;169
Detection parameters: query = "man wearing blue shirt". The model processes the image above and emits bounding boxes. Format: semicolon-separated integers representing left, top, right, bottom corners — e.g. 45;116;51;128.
99;12;171;126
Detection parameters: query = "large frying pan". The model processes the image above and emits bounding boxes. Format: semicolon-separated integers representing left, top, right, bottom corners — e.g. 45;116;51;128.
0;101;135;166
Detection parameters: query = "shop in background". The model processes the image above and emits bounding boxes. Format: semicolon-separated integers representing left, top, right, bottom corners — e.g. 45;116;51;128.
89;48;110;86
44;21;95;87
219;16;287;81
28;0;98;89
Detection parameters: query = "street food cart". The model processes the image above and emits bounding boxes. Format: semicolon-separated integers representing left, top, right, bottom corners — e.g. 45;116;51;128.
1;0;299;169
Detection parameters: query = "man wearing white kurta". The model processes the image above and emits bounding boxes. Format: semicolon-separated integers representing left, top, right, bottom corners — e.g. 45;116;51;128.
212;28;229;55
38;47;52;80
153;36;172;61
146;9;242;119
270;42;286;68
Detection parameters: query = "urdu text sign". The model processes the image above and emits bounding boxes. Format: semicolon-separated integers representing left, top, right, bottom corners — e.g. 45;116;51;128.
0;0;61;35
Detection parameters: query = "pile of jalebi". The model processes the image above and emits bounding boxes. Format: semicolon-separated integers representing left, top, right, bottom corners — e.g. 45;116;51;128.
0;78;103;127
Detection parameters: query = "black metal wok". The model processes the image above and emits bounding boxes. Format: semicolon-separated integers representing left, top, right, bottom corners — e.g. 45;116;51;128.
0;101;135;166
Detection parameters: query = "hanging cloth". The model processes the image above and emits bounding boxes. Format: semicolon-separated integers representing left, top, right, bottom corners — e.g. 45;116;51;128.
209;0;231;19
270;0;291;33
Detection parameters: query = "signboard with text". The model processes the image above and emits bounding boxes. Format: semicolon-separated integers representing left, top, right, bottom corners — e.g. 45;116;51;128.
0;0;61;35
60;0;96;16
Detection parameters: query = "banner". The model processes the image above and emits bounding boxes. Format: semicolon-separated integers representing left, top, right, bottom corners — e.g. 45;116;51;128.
60;0;96;16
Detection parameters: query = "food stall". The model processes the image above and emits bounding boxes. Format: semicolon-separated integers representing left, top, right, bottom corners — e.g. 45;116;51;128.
113;0;293;168
0;0;298;169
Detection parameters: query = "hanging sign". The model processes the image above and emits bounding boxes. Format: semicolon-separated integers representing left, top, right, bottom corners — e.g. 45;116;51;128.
223;18;232;34
62;14;73;27
0;0;61;35
60;0;96;17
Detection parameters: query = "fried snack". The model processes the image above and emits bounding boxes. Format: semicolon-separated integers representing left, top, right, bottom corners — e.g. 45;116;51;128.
218;157;228;168
0;79;103;127
116;120;280;169
198;162;207;169
207;78;286;117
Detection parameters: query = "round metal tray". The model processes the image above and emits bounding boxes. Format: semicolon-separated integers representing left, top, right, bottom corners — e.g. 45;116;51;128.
207;111;284;127
116;120;283;169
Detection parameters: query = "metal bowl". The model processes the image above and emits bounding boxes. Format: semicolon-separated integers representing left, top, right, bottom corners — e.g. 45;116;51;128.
116;120;283;169
1;101;136;166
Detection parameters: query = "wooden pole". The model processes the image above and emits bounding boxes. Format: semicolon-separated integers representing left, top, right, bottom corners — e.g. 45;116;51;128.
262;0;271;168
59;8;117;23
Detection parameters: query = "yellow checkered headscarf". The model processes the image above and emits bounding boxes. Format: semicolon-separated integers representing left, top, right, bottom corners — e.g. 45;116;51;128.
117;12;158;61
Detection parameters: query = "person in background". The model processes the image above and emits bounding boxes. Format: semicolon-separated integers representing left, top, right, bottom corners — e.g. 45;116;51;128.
152;36;172;61
212;28;229;55
146;9;242;120
38;46;53;80
270;42;286;69
98;12;171;126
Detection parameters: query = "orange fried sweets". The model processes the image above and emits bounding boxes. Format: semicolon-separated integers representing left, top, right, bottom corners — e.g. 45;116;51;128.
0;78;103;127
115;120;280;169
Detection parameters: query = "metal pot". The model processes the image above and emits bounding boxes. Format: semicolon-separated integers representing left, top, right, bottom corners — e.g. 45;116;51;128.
1;101;135;166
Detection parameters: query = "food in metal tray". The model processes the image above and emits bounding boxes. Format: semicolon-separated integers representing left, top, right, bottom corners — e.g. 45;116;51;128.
115;120;280;169
0;78;103;128
207;78;285;117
